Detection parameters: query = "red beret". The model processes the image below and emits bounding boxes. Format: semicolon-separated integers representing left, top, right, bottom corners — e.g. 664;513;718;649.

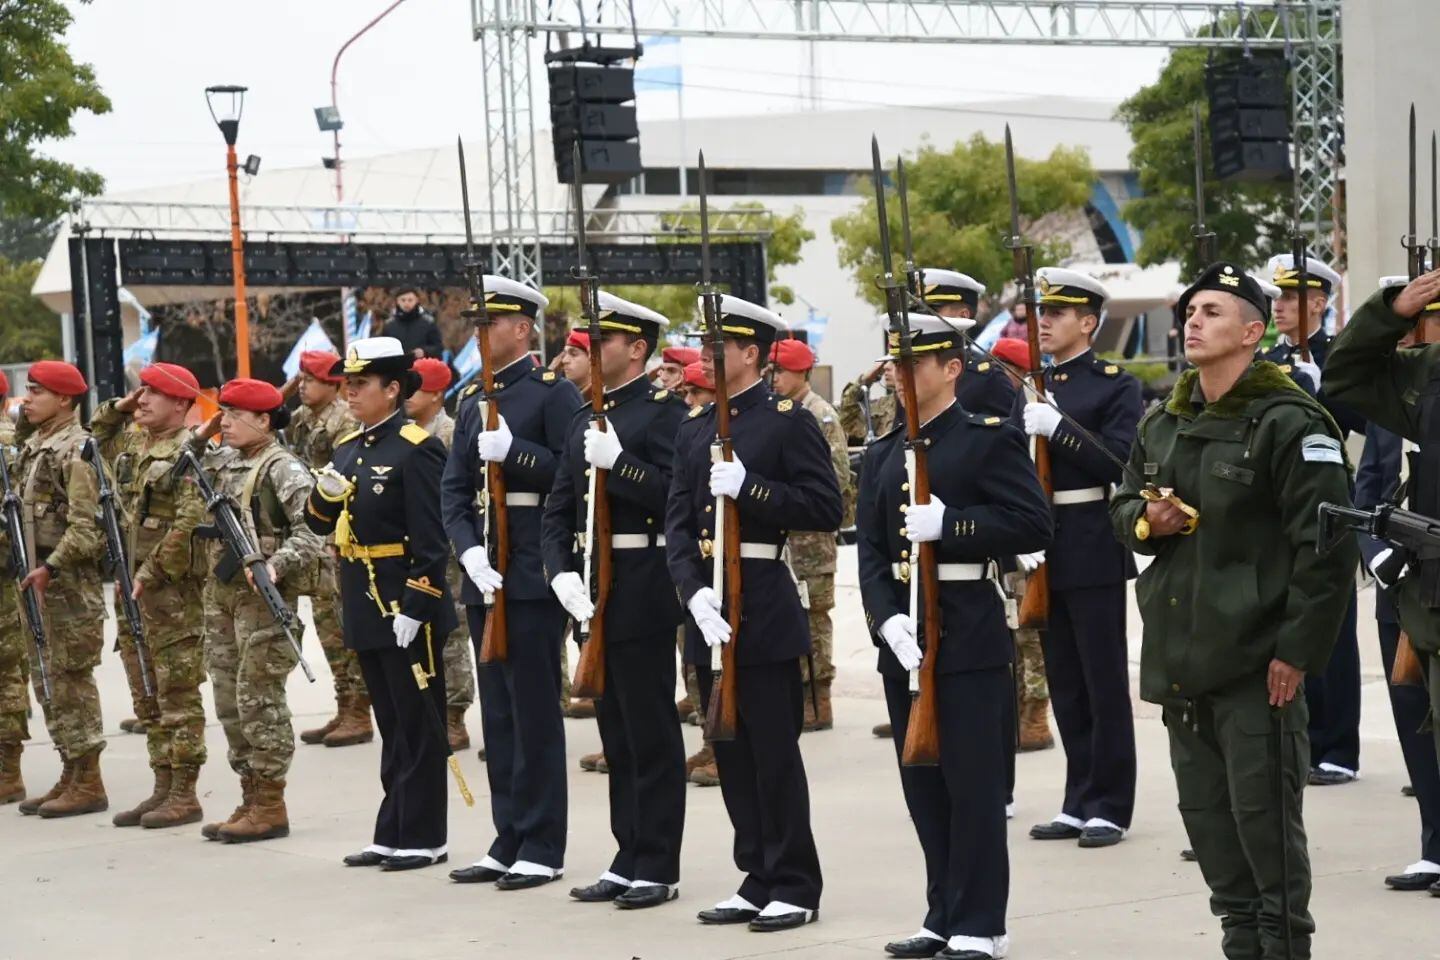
0;369;8;398
565;330;590;352
139;362;200;400
218;378;284;413
300;350;344;384
769;338;814;372
662;346;700;366
28;360;88;397
991;338;1032;371
682;361;714;391
413;357;453;393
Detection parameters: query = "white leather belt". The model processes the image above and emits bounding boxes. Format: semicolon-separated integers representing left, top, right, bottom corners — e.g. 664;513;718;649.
1051;486;1107;506
612;534;666;549
740;543;782;560
891;562;987;581
505;493;543;507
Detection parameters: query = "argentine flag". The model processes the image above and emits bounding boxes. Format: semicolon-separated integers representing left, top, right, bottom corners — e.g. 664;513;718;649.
448;336;482;398
635;36;682;92
282;318;339;380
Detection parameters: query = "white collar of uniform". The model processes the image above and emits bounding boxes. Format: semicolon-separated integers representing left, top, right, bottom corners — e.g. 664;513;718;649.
1052;347;1093;369
920;398;957;429
604;372;649;396
729;377;765;400
361;409;403;434
495;354;532;376
1277;331;1321;348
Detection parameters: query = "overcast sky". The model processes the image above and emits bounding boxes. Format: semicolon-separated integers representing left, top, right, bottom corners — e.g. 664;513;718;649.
45;0;1168;195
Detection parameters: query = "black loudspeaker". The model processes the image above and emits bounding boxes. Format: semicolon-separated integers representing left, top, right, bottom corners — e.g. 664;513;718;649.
1206;54;1294;183
546;47;644;185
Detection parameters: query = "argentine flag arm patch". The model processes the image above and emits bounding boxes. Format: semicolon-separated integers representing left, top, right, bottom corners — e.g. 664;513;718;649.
1301;434;1343;464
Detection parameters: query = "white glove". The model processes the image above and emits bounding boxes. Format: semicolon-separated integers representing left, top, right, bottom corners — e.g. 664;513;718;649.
1370;547;1408;589
460;546;504;593
709;455;747;499
550;571;595;622
476;415;514;463
583;422;622;471
393;614;422;649
1017;550;1046;573
879;614;921;672
1023;401;1062;438
687;587;731;648
1292;358;1321;391
904;495;947;544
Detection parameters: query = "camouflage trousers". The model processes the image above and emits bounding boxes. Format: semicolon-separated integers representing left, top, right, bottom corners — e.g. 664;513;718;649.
118;580;207;770
798;574;836;687
678;627;701;705
29;573;106;760
444;559;475;710
310;556;364;703
0;586;31;744
1005;571;1049;704
204;577;300;781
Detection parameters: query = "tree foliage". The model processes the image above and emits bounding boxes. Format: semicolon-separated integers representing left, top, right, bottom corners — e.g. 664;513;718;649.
831;133;1095;312
0;257;61;363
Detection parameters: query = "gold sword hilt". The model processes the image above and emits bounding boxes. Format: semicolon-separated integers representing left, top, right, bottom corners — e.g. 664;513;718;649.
1137;485;1199;539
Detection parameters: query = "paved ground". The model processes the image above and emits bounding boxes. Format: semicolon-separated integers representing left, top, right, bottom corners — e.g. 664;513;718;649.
3;550;1436;959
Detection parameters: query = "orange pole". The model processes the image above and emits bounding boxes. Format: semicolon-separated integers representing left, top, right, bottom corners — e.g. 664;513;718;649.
226;143;251;378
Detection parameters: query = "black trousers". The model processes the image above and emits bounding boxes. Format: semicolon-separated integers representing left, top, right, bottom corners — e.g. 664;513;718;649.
1378;620;1440;864
1041;583;1137;828
706;659;822;911
884;668;1010;940
357;642;449;851
596;629;687;884
1305;591;1361;772
469;599;568;869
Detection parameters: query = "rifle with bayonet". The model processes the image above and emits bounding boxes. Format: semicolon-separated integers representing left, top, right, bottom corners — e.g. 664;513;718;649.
1430;131;1439;277
1192;105;1218;266
699;149;742;745
81;437;153;698
875;139;942;768
172;448;315;682
0;447;49;701
1289;127;1312;364
568;140;614;700
1407;104;1427;282
1005;125;1052;632
456;138;510;664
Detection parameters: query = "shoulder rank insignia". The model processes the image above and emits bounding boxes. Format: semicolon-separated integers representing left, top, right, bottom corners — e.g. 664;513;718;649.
688;405;705;418
976;362;991;372
541;370;556;382
653;389;669;401
1104;364;1120;375
336;428;362;445
984;416;1002;425
461;383;481;399
399;423;429;444
776;398;794;412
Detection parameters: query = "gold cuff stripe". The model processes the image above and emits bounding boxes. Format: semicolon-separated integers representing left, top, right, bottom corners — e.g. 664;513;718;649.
405;577;444;598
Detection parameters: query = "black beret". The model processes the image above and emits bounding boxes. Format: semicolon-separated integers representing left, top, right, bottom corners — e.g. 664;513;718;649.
1176;261;1271;323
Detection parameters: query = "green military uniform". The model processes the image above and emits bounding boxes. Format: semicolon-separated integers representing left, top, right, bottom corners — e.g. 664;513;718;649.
91;400;210;826
422;407;477;718
0;415;30;802
1003;570;1048;705
840;376;896;445
1110;360;1357;960
17;408;108;816
791;386;853;730
290;396;368;745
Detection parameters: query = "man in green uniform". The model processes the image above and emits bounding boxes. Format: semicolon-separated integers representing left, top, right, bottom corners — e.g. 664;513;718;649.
1110;263;1358;959
0;371;30;804
769;338;853;731
92;363;210;828
840;357;897;445
290;351;371;749
15;361;109;818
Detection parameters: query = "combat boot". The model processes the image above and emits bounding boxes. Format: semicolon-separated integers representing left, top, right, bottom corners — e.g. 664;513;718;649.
324;694;373;747
300;695;345;745
141;765;203;829
447;707;470;751
566;698;596;719
119;717;140;734
0;742;24;804
1019;699;1055;752
690;759;720;787
813;682;834;731
113;766;171;827
18;758;71;815
202;773;254;840
38;748;108;818
675;696;696;721
218;777;289;843
802;686;818;732
685;743;714;778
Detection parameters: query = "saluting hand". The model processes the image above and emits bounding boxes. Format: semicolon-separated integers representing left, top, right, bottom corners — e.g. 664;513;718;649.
1267;658;1304;707
115;388;143;414
1144;499;1190;538
1392;269;1440;318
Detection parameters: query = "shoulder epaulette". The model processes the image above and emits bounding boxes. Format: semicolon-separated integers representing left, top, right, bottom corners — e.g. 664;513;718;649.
651;388;671;402
461;382;481;399
336;428;362;446
1091;354;1123;377
686;403;711;420
969;412;1006;427
535;369;559;384
974;361;992;373
773;397;796;414
400;423;430;444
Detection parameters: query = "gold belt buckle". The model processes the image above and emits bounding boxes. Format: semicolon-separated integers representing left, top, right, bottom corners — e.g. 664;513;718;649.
699;538;714;559
897;560;911;583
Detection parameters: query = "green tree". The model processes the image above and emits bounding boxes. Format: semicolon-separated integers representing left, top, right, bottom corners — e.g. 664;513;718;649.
831;133;1095;312
0;257;61;362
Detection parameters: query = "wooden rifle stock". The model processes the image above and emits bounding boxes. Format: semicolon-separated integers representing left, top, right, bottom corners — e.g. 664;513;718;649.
701;313;740;743
899;358;942;768
1017;260;1052;630
1393;630;1426;686
476;327;510;664
569;270;613;697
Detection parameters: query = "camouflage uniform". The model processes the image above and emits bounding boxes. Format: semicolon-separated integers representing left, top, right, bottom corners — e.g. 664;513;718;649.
1004;570;1048;703
0;417;30;797
201;441;323;784
422;407;476;712
839;377;897;446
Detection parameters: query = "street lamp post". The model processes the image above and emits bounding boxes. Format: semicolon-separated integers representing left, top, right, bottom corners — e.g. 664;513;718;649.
206;84;252;378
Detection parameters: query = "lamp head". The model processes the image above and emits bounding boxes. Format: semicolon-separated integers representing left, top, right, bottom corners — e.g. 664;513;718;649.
205;85;248;146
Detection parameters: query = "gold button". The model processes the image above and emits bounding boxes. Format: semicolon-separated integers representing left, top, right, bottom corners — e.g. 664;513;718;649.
900;549;909;559
584;469;591;477
730;408;738;416
583;494;589;501
899;504;907;513
1171;683;1181;693
1168;597;1178;607
356;458;364;465
701;529;710;537
900;482;909;492
899;527;908;537
646;517;654;525
704;505;712;513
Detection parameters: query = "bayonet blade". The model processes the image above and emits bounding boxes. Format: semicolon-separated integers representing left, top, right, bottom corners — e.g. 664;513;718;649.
898;156;915;270
699;150;712;288
1431;131;1437;245
1410;104;1418;242
457;137;476;263
871;135;895;280
1004;124;1022;243
572;140;588;277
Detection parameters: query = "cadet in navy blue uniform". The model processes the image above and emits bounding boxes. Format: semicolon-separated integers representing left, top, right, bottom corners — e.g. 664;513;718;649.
304;337;458;872
916;268;1017;418
860;313;1052;960
442;277;584;889
1262;253;1365;787
540;292;690;909
1016;267;1143;849
667;294;842;933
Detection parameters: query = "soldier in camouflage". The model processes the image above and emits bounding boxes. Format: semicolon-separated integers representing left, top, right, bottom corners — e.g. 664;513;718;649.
200;378;325;843
0;371;31;804
289;351;371;749
840;358;898;446
406;357;477;751
769;339;854;732
14;361;109;818
92;363;212;827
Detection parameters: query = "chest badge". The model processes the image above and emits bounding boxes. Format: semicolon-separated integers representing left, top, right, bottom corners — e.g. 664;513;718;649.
777;398;793;412
372;482;386;495
371;465;392;476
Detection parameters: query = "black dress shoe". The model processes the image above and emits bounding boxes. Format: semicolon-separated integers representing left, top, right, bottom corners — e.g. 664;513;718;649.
748;909;816;931
1387;871;1440;891
614;885;678;909
450;864;505;884
1307;767;1357;786
697;906;760;925
937;951;992;960
343;850;388;867
1430;879;1440;897
382;852;447;872
1403;784;1416;797
1180;848;1197;862
1029;821;1082;840
496;871;559;891
570;879;629;902
1078;825;1124;848
884;935;947;958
